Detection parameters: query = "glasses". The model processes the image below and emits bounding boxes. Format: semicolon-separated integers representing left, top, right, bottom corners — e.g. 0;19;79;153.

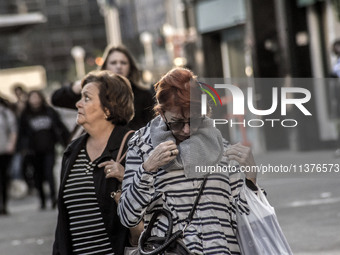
164;116;204;132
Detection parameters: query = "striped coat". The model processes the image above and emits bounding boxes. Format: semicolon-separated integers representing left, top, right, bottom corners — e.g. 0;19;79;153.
118;122;250;255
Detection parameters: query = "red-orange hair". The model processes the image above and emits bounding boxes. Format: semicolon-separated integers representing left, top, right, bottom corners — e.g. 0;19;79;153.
153;68;201;116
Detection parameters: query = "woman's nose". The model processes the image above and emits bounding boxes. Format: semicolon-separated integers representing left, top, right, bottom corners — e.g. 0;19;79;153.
182;123;190;134
76;99;82;109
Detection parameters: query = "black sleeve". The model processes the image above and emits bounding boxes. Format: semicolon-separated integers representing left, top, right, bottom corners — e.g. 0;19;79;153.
50;108;71;147
128;87;155;130
245;178;258;191
16;113;29;152
51;84;80;110
53;155;69;255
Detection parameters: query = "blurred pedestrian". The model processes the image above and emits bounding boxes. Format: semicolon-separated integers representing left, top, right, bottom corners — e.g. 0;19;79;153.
53;70;142;255
332;39;340;78
330;40;340;157
17;90;70;209
11;83;28;119
52;45;154;131
0;96;17;215
8;83;29;196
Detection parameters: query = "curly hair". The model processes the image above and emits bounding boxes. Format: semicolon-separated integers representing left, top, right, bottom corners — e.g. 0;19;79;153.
81;70;135;126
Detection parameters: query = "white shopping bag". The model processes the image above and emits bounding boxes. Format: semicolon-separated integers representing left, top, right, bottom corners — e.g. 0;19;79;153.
236;184;293;255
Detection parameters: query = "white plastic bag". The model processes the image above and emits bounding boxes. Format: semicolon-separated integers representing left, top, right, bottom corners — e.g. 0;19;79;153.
236;184;293;255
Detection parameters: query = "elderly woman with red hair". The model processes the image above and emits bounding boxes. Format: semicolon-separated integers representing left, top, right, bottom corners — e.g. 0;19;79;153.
118;68;258;254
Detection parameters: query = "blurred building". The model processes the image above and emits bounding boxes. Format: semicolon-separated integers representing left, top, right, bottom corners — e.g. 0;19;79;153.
118;0;192;81
2;0;340;151
0;0;107;83
183;0;340;151
0;0;183;84
0;1;46;70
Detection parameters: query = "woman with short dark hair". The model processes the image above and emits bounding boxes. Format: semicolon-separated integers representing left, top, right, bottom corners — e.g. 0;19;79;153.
81;71;135;126
53;70;142;255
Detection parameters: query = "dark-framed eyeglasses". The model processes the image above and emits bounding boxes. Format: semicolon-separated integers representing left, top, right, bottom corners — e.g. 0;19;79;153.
164;115;205;132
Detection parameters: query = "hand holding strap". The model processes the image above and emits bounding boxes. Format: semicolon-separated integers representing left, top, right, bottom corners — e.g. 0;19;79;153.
116;130;135;163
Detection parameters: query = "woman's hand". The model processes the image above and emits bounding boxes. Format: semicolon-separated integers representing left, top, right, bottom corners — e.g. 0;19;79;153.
143;141;178;172
98;159;125;183
224;142;257;182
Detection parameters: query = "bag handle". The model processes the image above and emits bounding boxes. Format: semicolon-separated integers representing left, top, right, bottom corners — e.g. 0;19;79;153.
139;175;208;255
116;130;135;163
184;176;208;228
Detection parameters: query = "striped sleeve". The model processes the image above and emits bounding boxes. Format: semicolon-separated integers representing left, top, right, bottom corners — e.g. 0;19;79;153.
221;140;250;220
118;133;156;228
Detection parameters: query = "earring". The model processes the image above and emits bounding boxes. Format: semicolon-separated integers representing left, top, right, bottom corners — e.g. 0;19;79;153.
105;114;109;120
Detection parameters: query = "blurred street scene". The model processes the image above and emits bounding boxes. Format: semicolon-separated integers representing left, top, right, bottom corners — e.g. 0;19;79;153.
0;150;339;255
1;0;340;254
1;0;340;151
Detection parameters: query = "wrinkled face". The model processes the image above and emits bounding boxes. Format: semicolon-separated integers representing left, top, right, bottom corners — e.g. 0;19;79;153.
162;107;203;143
76;82;107;127
28;92;42;110
105;51;130;78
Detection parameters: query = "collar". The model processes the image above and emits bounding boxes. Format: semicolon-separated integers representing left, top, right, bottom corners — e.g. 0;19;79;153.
64;125;130;162
97;125;130;163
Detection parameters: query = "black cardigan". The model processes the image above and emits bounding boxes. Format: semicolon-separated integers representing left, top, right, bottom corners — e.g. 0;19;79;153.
53;126;133;255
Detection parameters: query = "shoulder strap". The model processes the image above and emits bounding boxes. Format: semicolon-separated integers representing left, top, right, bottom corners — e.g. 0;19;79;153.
185;176;208;225
116;130;135;163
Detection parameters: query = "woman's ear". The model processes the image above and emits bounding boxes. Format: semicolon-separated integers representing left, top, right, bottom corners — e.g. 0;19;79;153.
104;108;111;119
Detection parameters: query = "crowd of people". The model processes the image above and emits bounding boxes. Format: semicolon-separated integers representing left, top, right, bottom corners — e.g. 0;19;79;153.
49;44;259;254
0;45;155;217
0;85;71;213
1;42;307;254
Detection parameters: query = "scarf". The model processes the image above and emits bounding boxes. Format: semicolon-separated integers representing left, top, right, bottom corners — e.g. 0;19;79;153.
150;115;224;178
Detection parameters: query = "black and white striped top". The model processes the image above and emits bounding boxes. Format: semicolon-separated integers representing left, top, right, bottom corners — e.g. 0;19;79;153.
118;123;250;255
63;149;114;255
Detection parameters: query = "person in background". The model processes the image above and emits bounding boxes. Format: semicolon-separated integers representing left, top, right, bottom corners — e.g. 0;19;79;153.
17;90;70;209
53;70;143;255
0;96;17;215
330;40;340;157
332;39;340;78
9;84;30;195
51;45;154;131
118;68;259;254
11;84;28;119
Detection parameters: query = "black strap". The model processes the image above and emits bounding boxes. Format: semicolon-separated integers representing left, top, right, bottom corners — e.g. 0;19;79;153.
185;176;208;226
139;175;208;255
